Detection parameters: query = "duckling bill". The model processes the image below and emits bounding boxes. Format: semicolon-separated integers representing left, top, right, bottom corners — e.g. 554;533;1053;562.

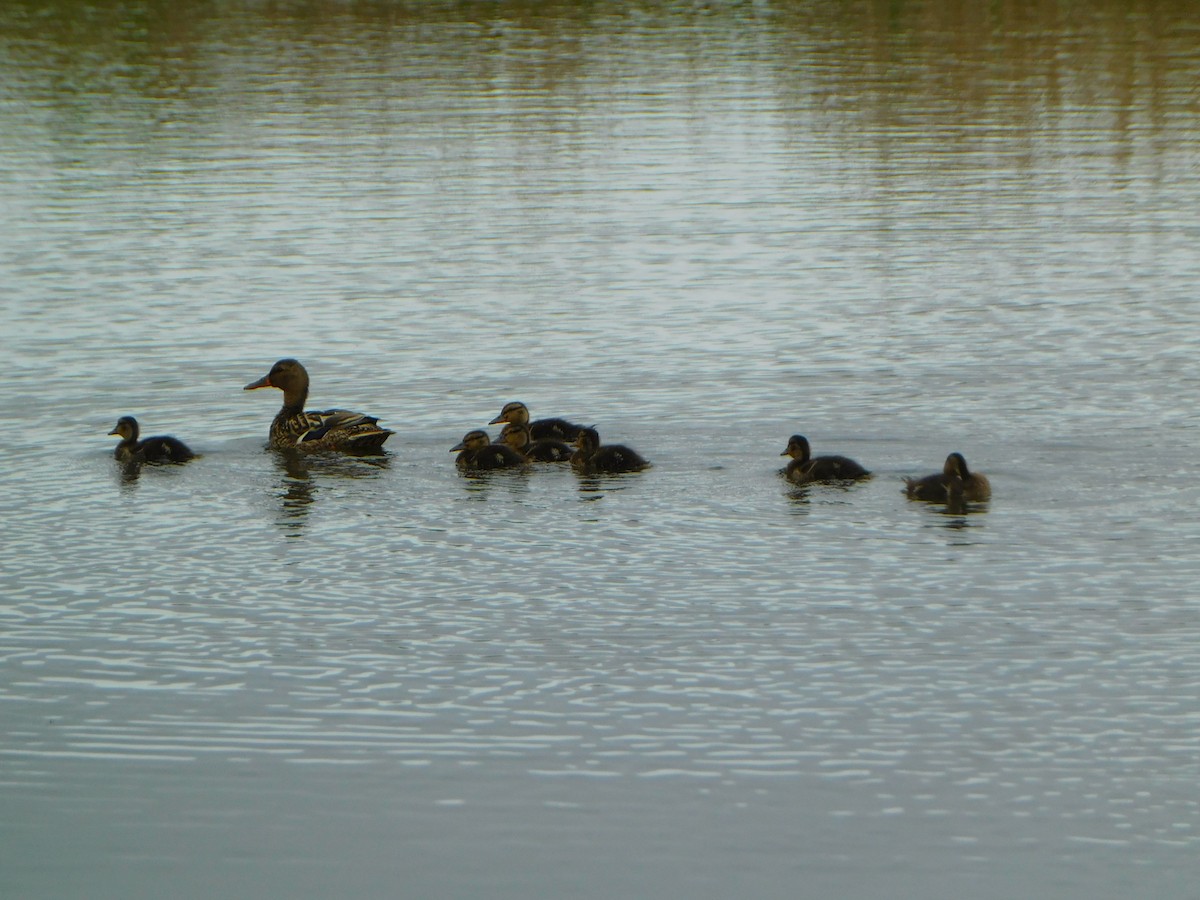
109;416;194;463
779;434;870;484
244;358;393;453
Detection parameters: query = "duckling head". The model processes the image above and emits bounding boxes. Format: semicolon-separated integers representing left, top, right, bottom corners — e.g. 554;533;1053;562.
499;422;531;450
572;426;601;453
780;434;811;463
489;401;530;426
108;416;139;441
451;430;492;453
943;452;970;478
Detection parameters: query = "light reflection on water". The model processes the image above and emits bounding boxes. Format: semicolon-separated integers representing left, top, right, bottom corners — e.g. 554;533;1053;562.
3;0;1200;897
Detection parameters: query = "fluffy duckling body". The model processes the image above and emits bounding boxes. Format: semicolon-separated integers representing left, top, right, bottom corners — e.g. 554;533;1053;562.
499;423;573;463
489;401;583;442
451;429;527;471
109;416;194;463
571;426;649;474
780;435;870;484
944;473;967;515
244;359;393;453
904;452;991;503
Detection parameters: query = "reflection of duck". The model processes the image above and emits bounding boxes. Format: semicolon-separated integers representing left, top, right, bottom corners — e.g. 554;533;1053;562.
571;426;649;474
489;401;583;442
499;423;573;462
270;450;390;533
243;358;393;453
108;416;194;463
451;430;527;471
905;452;990;503
779;435;869;484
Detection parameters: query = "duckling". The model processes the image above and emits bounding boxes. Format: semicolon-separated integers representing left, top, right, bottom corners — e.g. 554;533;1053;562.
499;422;573;463
244;358;393;453
109;416;194;463
904;452;991;503
451;429;527;471
779;434;870;484
570;426;649;474
489;401;584;442
944;473;967;515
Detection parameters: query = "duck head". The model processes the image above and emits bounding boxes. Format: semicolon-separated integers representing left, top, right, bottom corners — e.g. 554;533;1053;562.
108;416;139;441
780;434;811;463
451;430;492;453
943;452;970;479
499;422;531;451
488;401;530;426
572;426;601;454
244;359;310;408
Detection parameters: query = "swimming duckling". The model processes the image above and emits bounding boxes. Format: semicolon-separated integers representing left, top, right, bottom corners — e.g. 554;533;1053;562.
244;358;393;453
904;452;991;503
779;434;870;484
570;426;649;474
499;422;573;463
109;416;194;463
489;401;584;442
451;429;527;471
944;472;967;515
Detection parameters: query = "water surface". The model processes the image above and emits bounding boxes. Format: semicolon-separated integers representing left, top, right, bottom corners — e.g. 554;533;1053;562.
2;2;1199;898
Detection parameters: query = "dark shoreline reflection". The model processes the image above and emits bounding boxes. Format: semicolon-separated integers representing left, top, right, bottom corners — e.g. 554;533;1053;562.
4;0;1193;175
272;449;390;535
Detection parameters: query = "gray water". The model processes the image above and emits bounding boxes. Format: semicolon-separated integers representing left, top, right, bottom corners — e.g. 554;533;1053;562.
2;1;1199;897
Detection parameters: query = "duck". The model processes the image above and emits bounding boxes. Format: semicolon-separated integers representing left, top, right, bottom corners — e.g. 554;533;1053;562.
451;429;528;471
904;452;991;503
244;358;394;453
489;401;584;442
498;422;573;462
944;473;967;515
570;426;649;474
779;434;870;484
108;416;195;463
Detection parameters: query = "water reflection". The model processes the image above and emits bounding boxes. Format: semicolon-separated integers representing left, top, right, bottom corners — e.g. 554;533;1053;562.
6;1;1200;897
272;450;390;534
115;458;142;489
112;455;195;488
573;472;647;498
4;0;1193;161
455;468;533;500
784;478;870;512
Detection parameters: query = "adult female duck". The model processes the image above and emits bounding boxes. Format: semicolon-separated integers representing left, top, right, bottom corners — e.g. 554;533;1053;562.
244;358;394;453
904;452;991;503
108;416;194;463
779;434;870;484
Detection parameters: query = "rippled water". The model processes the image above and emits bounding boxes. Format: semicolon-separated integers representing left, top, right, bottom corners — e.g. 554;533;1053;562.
3;1;1200;897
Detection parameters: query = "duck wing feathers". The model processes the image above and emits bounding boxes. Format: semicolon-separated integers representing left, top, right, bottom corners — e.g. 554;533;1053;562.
275;408;394;451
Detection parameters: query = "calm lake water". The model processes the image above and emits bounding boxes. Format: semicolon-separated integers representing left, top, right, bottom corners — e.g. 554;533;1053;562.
2;1;1199;897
